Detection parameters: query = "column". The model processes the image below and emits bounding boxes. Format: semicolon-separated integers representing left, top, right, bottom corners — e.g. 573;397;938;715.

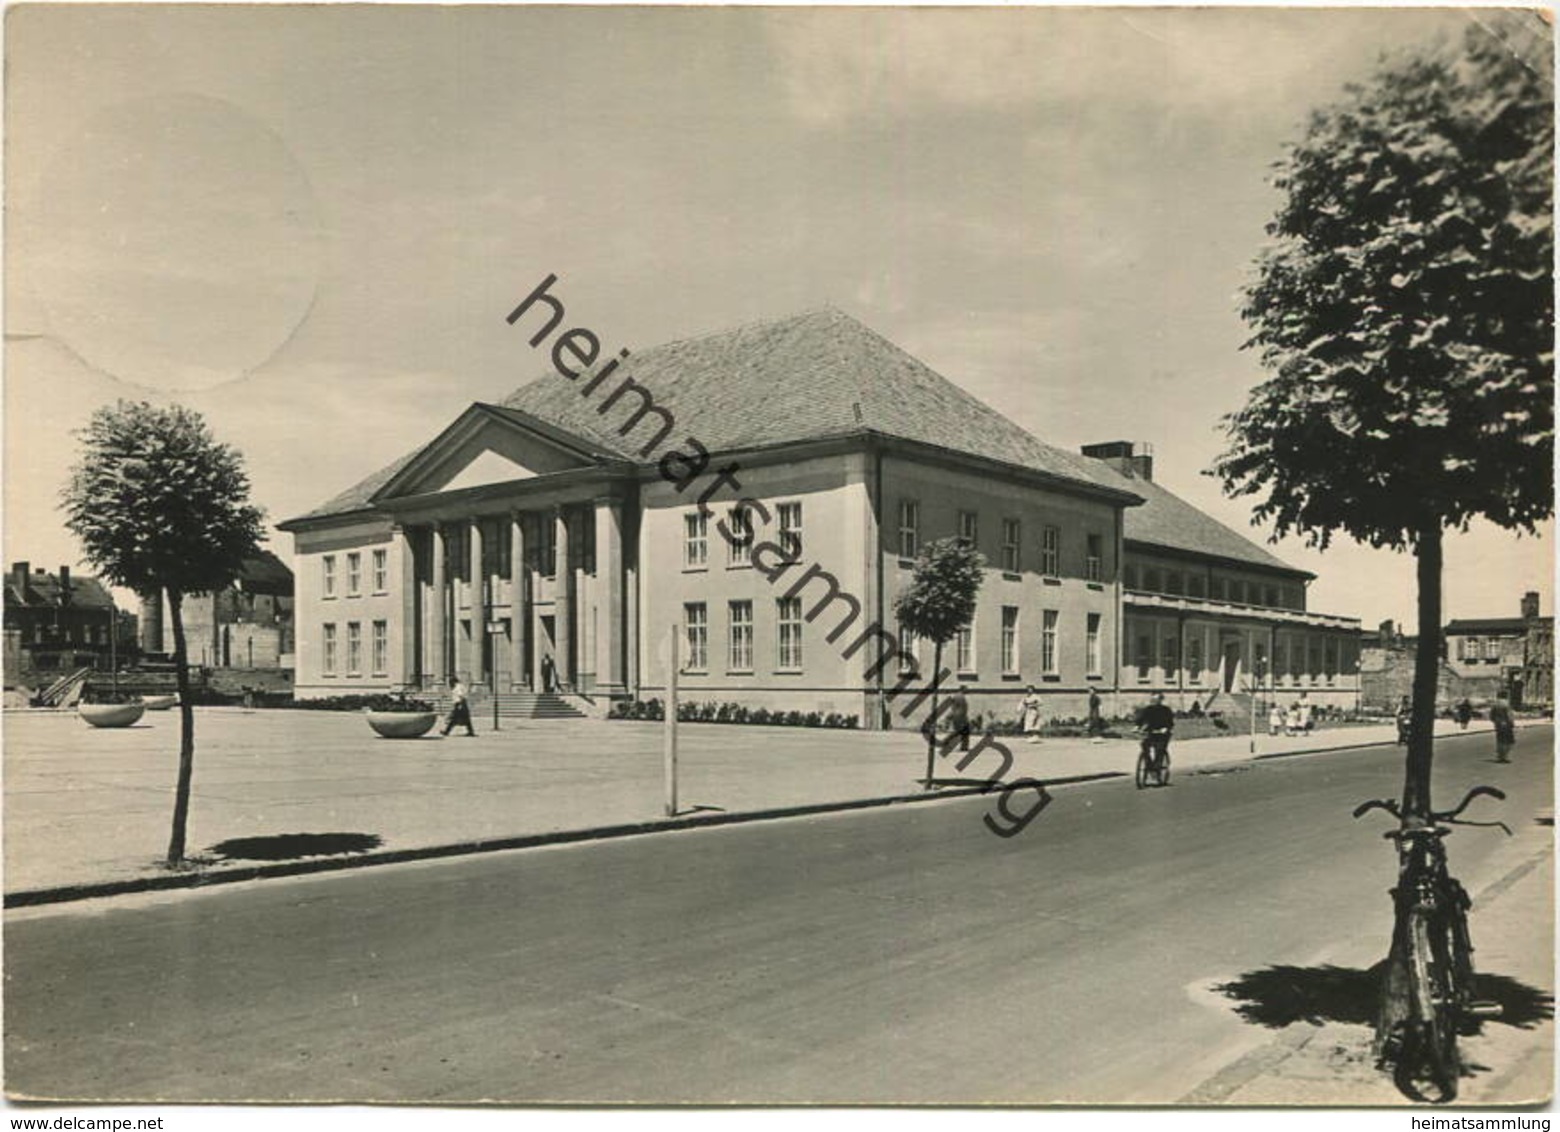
394;525;417;686
593;496;626;696
554;505;572;691
510;510;528;690
468;517;485;686
428;522;447;686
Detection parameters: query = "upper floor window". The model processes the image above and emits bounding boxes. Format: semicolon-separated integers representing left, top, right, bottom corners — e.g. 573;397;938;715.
322;555;337;599
1124;563;1139;590
898;500;920;559
1085;534;1102;582
1041;526;1060;577
955;617;975;673
958;510;978;549
346;553;362;597
1188;574;1206;599
1145;568;1162;593
1001;519;1021;573
778;501;803;559
1164;571;1183;596
684;510;708;569
372;549;388;593
726;505;754;567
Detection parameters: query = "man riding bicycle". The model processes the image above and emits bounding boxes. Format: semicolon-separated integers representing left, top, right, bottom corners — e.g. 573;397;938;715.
1135;692;1175;773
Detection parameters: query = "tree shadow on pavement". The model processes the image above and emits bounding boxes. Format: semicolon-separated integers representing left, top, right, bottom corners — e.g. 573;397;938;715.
1214;963;1554;1032
208;832;383;861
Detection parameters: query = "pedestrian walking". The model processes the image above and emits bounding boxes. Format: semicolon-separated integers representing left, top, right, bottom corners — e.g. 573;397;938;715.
541;653;557;694
1020;685;1043;744
1268;701;1285;736
1295;692;1314;734
1394;695;1412;745
948;687;971;753
442;676;476;737
1455;697;1473;731
1087;687;1104;744
1489;697;1516;762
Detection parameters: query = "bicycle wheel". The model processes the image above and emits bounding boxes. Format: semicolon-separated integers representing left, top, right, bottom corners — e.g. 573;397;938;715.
1444;882;1478;1032
1394;914;1460;1103
1135;749;1150;789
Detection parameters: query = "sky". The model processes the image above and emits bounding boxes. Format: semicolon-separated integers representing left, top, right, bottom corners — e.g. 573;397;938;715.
4;4;1552;629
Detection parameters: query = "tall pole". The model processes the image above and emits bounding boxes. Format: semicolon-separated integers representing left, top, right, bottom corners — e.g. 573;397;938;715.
664;625;679;818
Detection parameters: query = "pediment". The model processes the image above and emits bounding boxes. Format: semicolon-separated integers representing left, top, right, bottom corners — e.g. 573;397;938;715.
373;405;607;503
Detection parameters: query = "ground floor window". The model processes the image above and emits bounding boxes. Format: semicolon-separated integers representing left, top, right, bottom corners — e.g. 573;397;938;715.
955;618;975;672
1187;631;1203;683
1086;613;1102;676
684;602;708;671
322;623;337;676
372;620;388;675
1001;606;1019;674
1136;632;1151;681
347;622;362;676
1160;634;1179;682
898;622;919;675
1041;610;1059;675
777;598;803;670
728;600;752;672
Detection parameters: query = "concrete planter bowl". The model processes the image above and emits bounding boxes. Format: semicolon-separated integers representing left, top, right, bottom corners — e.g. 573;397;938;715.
79;701;148;728
141;695;178;711
365;710;439;739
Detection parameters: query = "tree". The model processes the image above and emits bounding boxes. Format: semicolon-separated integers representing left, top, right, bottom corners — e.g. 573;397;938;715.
62;402;266;866
1213;22;1551;1049
893;537;985;788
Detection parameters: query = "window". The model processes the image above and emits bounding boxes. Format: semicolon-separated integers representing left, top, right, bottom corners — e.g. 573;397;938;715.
346;622;362;675
958;510;978;549
727;600;753;671
372;549;388;593
955;617;975;672
1086;613;1102;676
1255;641;1269;682
777;597;803;669
1188;632;1203;683
1164;571;1183;596
1124;563;1139;590
726;505;754;567
1161;634;1179;679
322;623;337;675
683;603;708;671
778;502;803;559
1136;633;1152;681
1324;637;1337;685
1145;567;1161;594
1086;534;1102;582
1264;585;1279;608
371;620;388;675
1001;607;1019;674
346;553;361;597
1001;519;1021;573
684;510;708;569
1042;609;1059;675
322;555;337;599
1188;574;1206;599
1309;639;1321;683
1041;526;1060;577
898;500;920;558
898;622;920;675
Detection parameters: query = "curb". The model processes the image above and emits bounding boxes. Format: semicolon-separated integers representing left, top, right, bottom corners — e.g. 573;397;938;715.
4;770;1124;909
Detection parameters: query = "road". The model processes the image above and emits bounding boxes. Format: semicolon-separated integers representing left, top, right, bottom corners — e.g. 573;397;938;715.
5;727;1551;1104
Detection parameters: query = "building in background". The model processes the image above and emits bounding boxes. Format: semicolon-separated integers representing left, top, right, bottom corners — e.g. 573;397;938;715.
140;551;296;671
281;308;1361;725
1444;591;1551;708
3;562;128;679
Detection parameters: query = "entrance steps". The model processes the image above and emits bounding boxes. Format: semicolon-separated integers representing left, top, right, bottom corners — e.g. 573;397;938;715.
444;690;588;720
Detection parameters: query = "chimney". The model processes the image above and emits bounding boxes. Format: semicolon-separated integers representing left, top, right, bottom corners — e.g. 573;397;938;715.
59;565;71;606
11;562;29;596
1521;591;1540;620
1081;440;1154;481
1378;619;1395;644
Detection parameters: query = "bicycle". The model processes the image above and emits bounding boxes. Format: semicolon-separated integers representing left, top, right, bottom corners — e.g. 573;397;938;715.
1353;785;1509;1103
1135;727;1171;789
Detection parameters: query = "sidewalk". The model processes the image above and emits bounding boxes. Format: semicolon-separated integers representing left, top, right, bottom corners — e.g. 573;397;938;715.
0;708;1522;903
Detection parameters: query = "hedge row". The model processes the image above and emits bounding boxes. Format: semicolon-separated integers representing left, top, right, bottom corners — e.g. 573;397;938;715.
608;699;860;728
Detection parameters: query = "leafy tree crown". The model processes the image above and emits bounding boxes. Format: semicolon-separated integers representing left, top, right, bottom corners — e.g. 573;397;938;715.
893;537;986;646
1213;23;1553;550
62;401;266;596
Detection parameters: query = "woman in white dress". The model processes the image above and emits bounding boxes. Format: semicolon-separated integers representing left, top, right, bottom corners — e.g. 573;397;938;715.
1020;685;1044;744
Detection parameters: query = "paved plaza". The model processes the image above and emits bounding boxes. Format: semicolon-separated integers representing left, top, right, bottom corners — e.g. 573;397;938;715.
3;706;1501;897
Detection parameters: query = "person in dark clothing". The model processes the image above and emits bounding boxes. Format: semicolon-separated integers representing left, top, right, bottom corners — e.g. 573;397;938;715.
441;677;477;737
1135;692;1175;772
1087;688;1104;744
1455;697;1474;730
947;688;971;752
1489;698;1516;762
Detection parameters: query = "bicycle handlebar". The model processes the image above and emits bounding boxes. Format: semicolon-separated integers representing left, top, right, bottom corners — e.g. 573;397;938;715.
1352;784;1506;825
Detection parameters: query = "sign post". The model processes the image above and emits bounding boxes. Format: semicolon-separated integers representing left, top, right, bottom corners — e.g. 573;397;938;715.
665;625;679;818
487;619;506;731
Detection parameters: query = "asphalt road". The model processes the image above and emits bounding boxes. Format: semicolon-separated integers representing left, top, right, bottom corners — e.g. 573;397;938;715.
5;726;1551;1104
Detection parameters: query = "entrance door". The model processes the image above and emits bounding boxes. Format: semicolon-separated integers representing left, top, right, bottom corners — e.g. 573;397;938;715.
1223;641;1243;692
536;615;557;693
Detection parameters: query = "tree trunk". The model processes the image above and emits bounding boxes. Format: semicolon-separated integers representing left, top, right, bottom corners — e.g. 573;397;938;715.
923;640;943;790
1403;521;1443;821
166;589;197;867
1375;520;1444;1055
